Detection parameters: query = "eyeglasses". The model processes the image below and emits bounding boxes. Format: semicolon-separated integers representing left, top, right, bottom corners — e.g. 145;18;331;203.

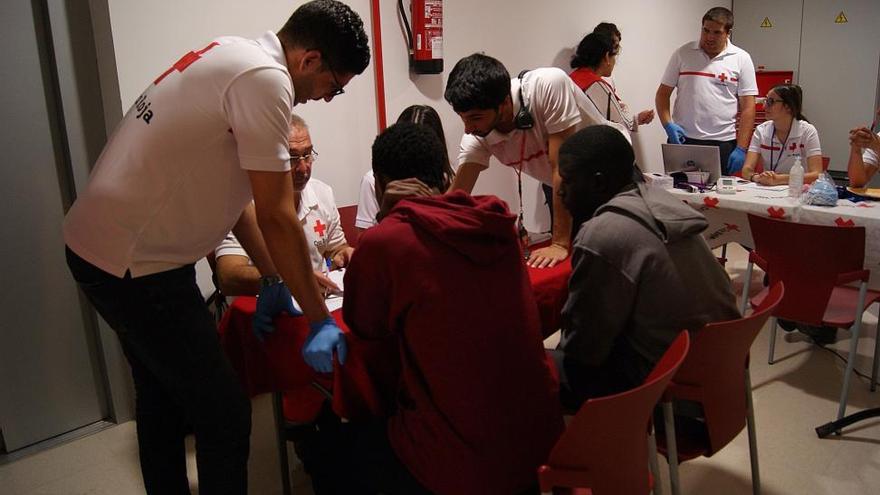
290;149;318;163
326;62;345;98
764;96;779;107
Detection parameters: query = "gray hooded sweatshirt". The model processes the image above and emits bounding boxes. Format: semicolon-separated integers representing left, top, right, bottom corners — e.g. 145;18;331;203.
559;183;740;391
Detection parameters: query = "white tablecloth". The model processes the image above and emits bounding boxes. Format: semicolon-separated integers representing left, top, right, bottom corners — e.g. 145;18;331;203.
668;183;880;288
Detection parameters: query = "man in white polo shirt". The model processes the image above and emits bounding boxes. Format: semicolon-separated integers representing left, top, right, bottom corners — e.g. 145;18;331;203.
443;53;628;269
62;1;369;493
655;6;757;175
215;115;353;299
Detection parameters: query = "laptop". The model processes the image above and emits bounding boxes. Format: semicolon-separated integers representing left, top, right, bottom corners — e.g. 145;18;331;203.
661;143;723;186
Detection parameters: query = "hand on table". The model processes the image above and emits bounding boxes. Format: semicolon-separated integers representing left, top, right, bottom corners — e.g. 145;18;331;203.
636;109;655;125
313;270;342;298
751;171;780;186
253;280;300;341
528;243;568;269
331;246;354;269
303;317;347;373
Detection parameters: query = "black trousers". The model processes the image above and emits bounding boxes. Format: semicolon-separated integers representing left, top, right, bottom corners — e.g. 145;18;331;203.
683;137;738;176
66;247;251;495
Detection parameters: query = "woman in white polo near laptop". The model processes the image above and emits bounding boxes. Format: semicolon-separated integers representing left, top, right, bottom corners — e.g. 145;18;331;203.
741;84;823;185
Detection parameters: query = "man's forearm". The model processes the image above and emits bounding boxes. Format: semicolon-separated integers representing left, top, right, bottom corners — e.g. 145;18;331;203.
217;262;261;296
232;203;277;277
655;86;673;125
551;176;572;249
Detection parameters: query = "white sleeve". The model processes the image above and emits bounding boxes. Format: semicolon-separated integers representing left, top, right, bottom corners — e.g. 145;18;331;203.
458;134;491;168
736;53;759;96
214;231;249;259
355;171;379;229
748;127;763;154
223;67;293;172
660;49;681;88
801;123;822;158
864;133;880;167
532;69;582;134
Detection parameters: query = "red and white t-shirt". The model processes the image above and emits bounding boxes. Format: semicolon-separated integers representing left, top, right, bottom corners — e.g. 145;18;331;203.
64;32;294;277
661;41;758;141
747;119;822;174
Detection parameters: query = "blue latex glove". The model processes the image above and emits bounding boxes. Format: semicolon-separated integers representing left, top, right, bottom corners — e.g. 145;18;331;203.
663;122;687;144
302;317;347;373
253;280;300;342
727;146;747;173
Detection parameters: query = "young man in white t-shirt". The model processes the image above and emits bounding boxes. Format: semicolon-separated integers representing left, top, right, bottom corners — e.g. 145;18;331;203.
443;53;627;269
215;115;353;298
655;6;758;175
62;2;369;493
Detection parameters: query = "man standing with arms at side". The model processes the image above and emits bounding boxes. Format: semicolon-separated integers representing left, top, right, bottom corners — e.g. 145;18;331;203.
444;53;628;269
655;6;757;175
63;1;370;493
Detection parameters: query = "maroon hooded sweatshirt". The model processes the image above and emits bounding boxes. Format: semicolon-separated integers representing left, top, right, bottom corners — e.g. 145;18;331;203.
342;191;563;495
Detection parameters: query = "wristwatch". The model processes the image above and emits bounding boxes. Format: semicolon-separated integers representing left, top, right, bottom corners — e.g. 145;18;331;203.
260;274;283;288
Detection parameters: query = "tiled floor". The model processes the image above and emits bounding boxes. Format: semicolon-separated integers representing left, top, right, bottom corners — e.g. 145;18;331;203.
2;244;879;494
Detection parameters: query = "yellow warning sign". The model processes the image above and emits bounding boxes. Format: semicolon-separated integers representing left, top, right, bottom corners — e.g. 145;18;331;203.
835;11;848;24
760;17;772;28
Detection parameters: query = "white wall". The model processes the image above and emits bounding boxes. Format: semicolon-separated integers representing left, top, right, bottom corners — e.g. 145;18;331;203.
103;0;727;222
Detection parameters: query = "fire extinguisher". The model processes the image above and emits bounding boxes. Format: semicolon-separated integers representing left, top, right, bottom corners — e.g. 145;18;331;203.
398;0;443;74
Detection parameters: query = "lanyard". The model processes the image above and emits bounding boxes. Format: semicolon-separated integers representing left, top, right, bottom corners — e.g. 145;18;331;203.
514;132;531;258
769;123;790;172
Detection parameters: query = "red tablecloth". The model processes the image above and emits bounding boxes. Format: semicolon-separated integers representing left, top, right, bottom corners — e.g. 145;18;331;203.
217;260;571;421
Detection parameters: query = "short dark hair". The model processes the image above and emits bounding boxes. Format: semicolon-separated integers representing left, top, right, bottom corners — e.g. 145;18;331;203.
571;32;616;69
703;7;734;32
278;0;370;75
593;22;621;41
396;105;454;189
444;53;510;113
372;122;446;190
559;126;635;189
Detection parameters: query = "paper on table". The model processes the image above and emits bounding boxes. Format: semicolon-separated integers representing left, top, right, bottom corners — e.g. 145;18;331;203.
740;182;789;191
291;268;345;313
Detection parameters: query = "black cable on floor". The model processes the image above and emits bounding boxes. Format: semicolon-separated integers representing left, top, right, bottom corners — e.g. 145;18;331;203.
817;344;880;387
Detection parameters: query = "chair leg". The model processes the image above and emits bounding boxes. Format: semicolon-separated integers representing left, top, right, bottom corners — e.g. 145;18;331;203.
648;427;664;495
871;317;880;393
272;392;293;495
837;284;868;422
767;318;778;365
662;401;681;495
745;371;761;495
740;261;754;316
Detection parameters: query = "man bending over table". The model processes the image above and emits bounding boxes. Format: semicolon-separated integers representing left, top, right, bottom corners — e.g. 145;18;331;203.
304;122;563;495
551;125;740;410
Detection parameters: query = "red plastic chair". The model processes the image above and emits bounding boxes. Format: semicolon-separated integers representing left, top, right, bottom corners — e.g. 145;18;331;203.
337;204;360;248
742;214;880;427
537;332;690;495
658;283;784;495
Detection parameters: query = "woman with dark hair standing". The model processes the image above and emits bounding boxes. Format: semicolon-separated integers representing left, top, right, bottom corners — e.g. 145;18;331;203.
742;84;823;185
355;104;454;232
569;29;654;133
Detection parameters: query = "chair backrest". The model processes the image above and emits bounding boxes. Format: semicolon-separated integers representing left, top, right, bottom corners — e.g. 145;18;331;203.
539;332;690;494
671;282;784;456
337;204;360;248
747;214;865;325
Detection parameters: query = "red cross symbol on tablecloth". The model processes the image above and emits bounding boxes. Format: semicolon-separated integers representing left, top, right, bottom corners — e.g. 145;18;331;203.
703;197;720;208
767;207;786;219
835;217;855;227
725;223;740;232
718;73;728;83
313;219;326;236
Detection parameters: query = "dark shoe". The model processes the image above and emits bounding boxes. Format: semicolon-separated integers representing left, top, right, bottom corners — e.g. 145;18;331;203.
799;325;837;345
778;318;798;332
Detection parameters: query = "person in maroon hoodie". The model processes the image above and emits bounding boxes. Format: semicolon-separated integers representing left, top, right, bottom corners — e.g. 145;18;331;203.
306;122;563;495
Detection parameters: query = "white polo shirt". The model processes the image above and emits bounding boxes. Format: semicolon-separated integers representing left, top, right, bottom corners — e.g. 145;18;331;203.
863;132;880;168
661;41;758;141
747;119;822;174
64;32;293;277
355;170;379;229
458;67;627;186
215;179;347;272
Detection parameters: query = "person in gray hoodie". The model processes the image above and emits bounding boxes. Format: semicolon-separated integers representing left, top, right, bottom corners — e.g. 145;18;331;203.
552;125;740;409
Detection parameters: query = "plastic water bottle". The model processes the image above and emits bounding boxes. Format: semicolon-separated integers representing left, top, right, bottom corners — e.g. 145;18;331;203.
788;156;804;199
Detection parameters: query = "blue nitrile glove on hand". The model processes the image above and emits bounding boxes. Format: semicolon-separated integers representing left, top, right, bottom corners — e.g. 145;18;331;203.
728;146;747;173
253;277;300;342
302;317;347;373
663;122;687;144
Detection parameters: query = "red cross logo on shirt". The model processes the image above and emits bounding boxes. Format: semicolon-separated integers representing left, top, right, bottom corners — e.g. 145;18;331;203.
789;142;798;151
717;73;728;83
313;219;326;237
